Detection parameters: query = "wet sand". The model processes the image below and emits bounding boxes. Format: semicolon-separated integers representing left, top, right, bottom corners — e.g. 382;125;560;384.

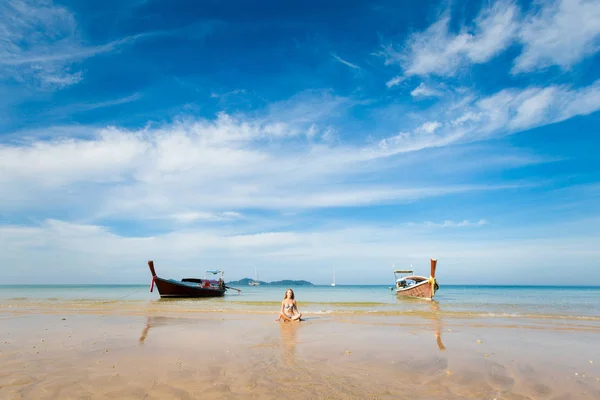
1;306;599;399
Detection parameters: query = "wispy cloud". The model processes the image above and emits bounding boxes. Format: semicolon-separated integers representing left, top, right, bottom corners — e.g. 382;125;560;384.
386;75;405;88
0;34;148;66
376;79;600;156
411;83;443;98
513;0;600;73
0;107;536;223
2;75;597;220
37;70;83;88
170;211;243;223
43;93;143;117
380;1;519;77
2;218;598;284
1;0;599;285
407;219;488;228
0;0;156;89
0;0;79;88
382;0;600;77
331;53;360;69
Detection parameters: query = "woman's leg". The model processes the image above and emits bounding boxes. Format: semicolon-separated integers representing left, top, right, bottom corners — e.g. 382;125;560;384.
291;312;302;321
279;312;292;322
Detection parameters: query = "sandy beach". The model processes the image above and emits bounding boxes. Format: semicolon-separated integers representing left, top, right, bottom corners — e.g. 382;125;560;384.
1;301;599;400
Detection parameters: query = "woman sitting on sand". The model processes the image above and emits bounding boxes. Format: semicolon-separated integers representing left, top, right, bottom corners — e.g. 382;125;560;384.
277;288;302;322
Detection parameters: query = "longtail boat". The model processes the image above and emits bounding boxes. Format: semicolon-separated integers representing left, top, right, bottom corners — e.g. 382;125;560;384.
393;259;439;300
148;260;240;298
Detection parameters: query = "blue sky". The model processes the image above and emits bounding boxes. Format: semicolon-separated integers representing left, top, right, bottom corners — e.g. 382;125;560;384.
1;0;599;284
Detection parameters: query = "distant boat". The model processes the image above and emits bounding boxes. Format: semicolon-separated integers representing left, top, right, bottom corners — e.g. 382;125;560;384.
392;259;439;300
331;269;336;286
249;267;260;286
147;260;240;298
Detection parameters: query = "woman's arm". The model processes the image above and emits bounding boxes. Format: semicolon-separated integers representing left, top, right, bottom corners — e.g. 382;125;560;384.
276;301;285;321
291;300;302;320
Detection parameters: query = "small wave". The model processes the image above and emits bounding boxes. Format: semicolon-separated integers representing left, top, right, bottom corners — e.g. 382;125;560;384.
2;298;599;322
309;310;334;315
229;301;388;307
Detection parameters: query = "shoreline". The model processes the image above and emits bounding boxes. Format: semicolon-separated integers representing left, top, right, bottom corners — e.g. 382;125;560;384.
2;297;600;324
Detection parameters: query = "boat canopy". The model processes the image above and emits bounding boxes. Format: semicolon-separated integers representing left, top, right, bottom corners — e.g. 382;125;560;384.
394;270;413;274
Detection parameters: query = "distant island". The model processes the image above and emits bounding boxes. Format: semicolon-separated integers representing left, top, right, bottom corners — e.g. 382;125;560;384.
226;277;314;286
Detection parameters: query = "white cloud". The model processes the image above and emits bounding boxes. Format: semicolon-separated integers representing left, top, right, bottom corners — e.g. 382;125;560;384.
4;80;590;217
1;81;598;283
376;79;600;156
0;92;546;220
408;219;488;228
38;70;83;88
411;83;443;98
513;0;600;73
475;80;600;134
386;75;405;88
0;0;77;87
1;218;598;284
382;1;519;77
385;0;600;77
416;121;442;134
0;0;150;89
170;211;243;223
2;2;599;286
331;53;360;69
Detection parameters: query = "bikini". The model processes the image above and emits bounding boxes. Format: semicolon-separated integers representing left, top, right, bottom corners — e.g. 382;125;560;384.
284;302;294;317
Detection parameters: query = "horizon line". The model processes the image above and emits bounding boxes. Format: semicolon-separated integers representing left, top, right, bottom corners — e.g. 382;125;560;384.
1;284;599;288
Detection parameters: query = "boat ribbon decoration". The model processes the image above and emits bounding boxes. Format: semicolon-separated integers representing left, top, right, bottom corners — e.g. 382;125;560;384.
427;275;436;288
150;275;156;292
428;258;438;292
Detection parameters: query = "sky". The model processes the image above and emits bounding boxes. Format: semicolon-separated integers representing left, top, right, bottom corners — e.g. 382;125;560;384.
1;0;599;285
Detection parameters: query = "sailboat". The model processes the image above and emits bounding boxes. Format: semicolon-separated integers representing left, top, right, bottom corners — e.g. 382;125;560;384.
249;267;260;286
331;269;336;287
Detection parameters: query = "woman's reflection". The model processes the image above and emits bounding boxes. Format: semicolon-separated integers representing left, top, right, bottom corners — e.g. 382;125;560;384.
279;320;299;366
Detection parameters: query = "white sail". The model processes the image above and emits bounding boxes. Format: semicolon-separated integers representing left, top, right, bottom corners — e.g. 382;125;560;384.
331;268;336;286
249;266;260;286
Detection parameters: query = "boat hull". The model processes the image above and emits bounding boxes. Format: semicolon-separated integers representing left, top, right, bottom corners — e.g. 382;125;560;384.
396;280;438;300
154;277;225;298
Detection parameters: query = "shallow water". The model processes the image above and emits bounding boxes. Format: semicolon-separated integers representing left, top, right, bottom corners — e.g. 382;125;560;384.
1;285;599;321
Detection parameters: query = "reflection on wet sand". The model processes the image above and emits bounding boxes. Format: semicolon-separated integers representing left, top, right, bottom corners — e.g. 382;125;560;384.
431;301;446;351
138;316;203;345
279;321;299;366
396;297;446;351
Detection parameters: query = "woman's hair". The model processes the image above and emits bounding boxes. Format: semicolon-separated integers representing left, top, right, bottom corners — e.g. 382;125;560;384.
284;288;295;300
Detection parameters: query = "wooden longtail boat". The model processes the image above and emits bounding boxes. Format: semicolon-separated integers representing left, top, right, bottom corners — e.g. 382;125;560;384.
394;259;439;300
148;260;238;298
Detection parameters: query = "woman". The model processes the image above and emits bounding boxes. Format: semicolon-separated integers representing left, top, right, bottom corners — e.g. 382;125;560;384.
277;288;302;322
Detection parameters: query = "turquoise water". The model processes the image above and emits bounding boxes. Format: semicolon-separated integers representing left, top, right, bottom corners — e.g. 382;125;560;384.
1;284;599;319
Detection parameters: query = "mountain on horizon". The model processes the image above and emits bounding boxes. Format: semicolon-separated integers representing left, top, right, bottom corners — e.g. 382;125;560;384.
226;277;313;286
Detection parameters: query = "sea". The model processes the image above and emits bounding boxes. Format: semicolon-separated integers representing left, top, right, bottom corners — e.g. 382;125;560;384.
1;284;599;321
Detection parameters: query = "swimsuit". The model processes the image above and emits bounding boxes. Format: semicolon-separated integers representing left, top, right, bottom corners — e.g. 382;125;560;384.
284;303;294;317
